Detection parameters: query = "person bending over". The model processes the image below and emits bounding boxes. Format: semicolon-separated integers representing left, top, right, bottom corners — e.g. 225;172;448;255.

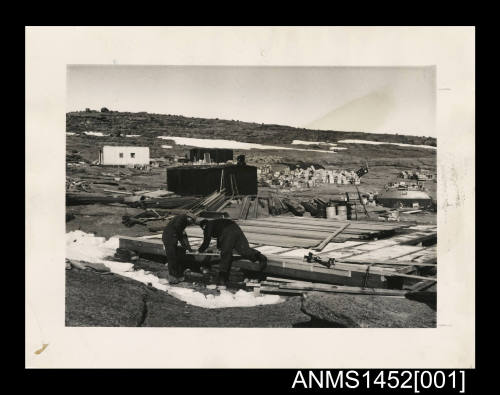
162;214;195;284
198;218;267;286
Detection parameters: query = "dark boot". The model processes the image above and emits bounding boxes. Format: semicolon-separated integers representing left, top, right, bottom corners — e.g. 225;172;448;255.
168;273;184;284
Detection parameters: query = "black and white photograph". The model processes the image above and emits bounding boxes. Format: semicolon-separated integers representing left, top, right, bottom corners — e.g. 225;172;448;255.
64;65;438;328
26;26;475;369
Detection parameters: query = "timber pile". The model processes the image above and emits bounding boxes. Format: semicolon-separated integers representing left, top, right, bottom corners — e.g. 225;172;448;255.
125;217;434;254
219;216;418;248
119;190;231;230
116;215;436;290
182;189;229;215
185;226;324;248
246;277;409;297
118;227;436;289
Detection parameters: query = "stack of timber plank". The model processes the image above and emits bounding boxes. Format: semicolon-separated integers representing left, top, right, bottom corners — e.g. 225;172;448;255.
181;189;229;215
212;216;418;248
131;190;230;230
184;225;320;248
116;217;436;290
118;235;388;287
257;216;413;234
247;277;409;297
117;234;436;289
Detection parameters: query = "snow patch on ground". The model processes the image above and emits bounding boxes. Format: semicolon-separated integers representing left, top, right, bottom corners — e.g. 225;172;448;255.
66;132;76;136
292;140;337;146
66;231;283;309
125;134;141;138
157;136;339;153
337;139;436;150
161;145;173;149
84;131;110;137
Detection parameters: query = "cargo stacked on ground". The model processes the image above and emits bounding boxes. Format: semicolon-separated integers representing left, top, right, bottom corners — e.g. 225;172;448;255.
258;164;362;190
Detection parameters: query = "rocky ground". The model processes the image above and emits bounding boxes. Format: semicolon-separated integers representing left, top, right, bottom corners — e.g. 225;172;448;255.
66;268;312;327
301;291;436;328
66;267;436;327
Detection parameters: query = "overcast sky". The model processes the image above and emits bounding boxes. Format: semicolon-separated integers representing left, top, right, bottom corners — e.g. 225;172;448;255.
67;65;436;137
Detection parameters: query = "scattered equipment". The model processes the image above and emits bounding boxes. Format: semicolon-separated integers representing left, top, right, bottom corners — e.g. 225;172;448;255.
304;252;335;269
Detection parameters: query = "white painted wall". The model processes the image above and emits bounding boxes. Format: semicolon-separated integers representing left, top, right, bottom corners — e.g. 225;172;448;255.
100;146;150;165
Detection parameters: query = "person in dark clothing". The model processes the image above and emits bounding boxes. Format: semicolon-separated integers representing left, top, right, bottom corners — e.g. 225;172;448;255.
162;214;195;284
198;218;267;286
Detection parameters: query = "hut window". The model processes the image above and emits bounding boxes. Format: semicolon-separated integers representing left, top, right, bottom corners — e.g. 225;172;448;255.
130;153;135;158
119;153;124;158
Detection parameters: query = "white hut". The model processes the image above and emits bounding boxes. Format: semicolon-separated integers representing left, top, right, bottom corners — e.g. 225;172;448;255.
99;146;150;166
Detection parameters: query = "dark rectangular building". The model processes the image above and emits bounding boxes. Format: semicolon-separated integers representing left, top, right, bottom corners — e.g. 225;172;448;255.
167;164;257;196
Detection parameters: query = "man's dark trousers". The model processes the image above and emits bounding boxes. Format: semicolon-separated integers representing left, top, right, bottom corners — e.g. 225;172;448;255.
218;223;261;274
162;231;184;277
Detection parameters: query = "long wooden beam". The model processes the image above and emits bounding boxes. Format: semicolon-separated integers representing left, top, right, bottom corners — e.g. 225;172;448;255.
236;257;388;287
341;258;436;267
248;280;408;297
278;283;407;297
313;223;351;251
265;254;434;282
